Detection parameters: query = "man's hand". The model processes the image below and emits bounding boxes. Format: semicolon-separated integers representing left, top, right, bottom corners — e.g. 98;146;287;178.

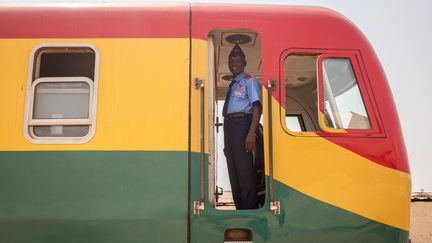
245;102;262;153
245;132;256;152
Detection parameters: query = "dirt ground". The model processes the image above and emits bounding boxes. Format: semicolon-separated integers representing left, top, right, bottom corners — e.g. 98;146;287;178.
410;201;432;243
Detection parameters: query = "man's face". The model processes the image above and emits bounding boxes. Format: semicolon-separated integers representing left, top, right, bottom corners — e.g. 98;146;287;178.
229;55;246;76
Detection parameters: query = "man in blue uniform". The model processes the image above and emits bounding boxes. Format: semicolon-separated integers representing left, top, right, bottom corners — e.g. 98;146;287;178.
223;43;262;210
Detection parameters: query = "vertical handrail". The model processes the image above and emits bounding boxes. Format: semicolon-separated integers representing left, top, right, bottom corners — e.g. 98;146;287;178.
200;79;205;204
194;78;205;214
267;80;280;215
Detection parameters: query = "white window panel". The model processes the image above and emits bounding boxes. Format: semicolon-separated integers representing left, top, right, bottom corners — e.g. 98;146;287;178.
24;43;99;144
33;82;90;119
27;77;94;141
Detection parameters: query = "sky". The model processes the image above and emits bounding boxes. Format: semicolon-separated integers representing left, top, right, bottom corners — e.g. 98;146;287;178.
1;0;431;192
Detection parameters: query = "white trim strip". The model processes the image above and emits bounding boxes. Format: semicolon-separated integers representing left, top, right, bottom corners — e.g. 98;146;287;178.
29;119;92;126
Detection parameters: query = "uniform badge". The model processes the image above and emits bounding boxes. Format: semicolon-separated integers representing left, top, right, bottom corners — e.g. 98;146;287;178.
234;91;242;95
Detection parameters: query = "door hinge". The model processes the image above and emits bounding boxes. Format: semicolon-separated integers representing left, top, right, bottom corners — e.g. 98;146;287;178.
195;78;204;89
193;201;205;215
268;79;276;90
270;201;281;215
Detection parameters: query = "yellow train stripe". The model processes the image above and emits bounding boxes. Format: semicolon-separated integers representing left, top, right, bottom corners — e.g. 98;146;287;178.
266;93;410;230
0;38;191;151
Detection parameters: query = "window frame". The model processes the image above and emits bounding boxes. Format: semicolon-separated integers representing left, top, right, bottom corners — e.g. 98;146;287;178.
285;114;307;132
317;53;381;136
279;48;384;137
24;43;100;144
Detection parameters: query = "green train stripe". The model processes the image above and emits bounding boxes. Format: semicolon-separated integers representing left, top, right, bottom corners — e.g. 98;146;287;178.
0;151;188;243
0;151;407;242
191;158;408;243
272;180;408;242
191;179;408;242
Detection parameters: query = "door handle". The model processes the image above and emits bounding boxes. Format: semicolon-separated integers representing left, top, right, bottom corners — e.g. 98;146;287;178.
194;78;205;215
267;80;280;215
215;116;223;133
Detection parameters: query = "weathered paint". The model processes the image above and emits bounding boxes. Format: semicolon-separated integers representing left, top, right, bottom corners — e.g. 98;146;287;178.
0;4;411;242
0;151;188;242
0;150;408;242
0;38;191;151
190;156;408;243
0;4;190;38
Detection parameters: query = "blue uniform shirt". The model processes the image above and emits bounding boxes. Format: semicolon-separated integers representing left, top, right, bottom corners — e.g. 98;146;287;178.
226;72;262;114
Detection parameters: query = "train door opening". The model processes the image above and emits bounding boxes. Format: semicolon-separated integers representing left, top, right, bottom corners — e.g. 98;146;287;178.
207;29;265;210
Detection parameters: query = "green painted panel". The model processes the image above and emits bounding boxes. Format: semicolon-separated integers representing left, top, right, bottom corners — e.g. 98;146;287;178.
190;175;408;243
0;151;188;243
0;151;408;242
0;220;184;243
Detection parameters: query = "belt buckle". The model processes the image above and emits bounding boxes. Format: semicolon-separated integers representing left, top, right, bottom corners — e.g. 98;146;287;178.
224;112;250;121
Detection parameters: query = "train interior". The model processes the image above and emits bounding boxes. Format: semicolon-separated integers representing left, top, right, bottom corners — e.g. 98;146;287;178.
283;54;321;132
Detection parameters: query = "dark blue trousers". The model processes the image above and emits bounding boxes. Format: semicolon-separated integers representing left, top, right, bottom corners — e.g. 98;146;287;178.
224;117;258;210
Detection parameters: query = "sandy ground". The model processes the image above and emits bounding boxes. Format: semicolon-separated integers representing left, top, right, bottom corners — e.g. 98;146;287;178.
410;201;432;243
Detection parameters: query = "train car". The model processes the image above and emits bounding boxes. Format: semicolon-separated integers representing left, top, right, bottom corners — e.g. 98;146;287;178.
0;3;411;243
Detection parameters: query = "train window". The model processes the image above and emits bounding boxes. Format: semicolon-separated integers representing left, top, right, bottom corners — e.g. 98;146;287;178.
285;115;306;132
319;57;371;130
34;49;95;80
283;54;321;133
24;44;99;144
281;49;381;136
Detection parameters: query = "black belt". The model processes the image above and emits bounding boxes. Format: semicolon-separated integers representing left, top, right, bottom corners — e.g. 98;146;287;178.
224;112;252;121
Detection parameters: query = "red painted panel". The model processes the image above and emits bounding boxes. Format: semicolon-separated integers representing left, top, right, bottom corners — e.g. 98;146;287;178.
0;4;189;38
191;4;372;102
322;136;410;173
321;52;410;173
191;4;409;173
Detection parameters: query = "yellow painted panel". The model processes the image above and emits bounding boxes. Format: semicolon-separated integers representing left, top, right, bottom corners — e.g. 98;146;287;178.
190;38;209;153
0;38;189;151
273;96;410;230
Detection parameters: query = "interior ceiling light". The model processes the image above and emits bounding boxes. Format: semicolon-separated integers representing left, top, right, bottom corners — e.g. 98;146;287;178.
225;34;252;44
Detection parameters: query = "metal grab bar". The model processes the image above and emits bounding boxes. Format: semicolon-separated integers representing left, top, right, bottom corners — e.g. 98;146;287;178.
194;78;205;215
267;80;280;215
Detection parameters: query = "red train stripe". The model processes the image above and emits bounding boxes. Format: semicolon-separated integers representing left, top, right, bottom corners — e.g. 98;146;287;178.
319;136;410;173
0;5;189;38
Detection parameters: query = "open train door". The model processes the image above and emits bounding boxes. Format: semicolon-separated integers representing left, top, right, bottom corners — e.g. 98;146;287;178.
188;5;277;242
